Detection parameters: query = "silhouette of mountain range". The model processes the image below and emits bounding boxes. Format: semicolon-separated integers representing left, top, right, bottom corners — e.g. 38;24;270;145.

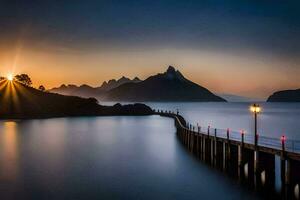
267;89;300;102
104;66;226;101
218;93;263;102
0;80;153;119
50;84;100;97
50;76;141;98
50;66;225;102
100;76;141;91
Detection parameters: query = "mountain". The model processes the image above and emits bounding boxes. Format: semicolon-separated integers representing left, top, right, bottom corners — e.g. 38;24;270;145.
50;84;101;98
267;89;300;102
0;80;153;119
49;76;141;98
103;66;226;102
218;93;263;102
100;76;141;91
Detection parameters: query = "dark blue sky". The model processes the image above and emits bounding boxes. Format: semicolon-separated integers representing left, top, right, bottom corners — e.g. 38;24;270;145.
1;0;300;57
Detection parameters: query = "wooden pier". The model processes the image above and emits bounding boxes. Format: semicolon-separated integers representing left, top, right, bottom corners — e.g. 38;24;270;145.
158;111;300;199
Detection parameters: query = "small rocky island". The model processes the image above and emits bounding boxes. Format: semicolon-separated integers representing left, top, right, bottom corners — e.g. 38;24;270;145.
267;89;300;102
0;80;153;119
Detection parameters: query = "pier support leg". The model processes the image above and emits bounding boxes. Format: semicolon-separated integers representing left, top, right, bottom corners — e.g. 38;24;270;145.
203;137;206;161
254;150;259;174
227;143;231;161
281;158;291;186
223;142;226;171
211;139;214;164
238;145;243;180
214;138;217;166
238;145;243;167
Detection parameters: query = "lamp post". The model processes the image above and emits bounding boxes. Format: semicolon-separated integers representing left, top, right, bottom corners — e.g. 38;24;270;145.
250;104;261;148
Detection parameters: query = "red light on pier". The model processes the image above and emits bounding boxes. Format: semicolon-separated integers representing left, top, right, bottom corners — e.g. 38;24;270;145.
240;130;245;135
281;135;286;142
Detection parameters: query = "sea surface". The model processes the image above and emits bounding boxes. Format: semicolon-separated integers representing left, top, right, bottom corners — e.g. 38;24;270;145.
104;102;300;140
0;102;299;199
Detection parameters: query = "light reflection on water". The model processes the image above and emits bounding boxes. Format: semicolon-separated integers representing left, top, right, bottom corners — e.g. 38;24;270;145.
0;116;261;199
0;122;19;182
295;184;299;200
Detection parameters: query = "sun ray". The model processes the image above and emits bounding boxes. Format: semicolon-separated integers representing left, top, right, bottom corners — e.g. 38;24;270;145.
9;82;22;114
1;81;12;114
0;80;8;90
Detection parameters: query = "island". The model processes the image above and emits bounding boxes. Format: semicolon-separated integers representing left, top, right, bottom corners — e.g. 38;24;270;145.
267;89;300;102
0;80;153;119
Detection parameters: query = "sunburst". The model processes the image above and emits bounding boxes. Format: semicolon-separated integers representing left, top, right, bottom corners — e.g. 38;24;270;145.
7;74;14;81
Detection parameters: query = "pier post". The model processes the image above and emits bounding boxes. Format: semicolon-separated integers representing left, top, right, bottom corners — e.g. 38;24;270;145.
254;133;259;176
206;126;210;162
190;126;193;151
187;126;190;149
200;133;202;158
211;136;214;164
238;131;244;166
191;126;195;152
281;158;291;197
185;129;187;145
281;136;290;186
203;135;206;161
226;129;231;161
223;141;226;171
208;126;210;137
197;126;200;156
254;150;259;176
214;128;217;166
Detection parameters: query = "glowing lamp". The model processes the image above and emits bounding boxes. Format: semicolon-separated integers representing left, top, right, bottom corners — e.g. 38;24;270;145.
250;104;261;113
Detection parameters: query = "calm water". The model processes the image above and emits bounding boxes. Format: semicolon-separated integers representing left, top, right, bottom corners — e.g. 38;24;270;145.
104;102;300;140
1;102;299;199
0;116;260;199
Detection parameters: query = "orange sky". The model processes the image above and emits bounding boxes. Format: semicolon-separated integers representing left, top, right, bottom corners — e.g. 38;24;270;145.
0;44;299;99
1;1;300;100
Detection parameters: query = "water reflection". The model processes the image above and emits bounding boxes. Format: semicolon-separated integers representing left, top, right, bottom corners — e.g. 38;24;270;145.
275;155;282;193
295;184;299;200
261;170;266;186
0;121;19;182
244;163;249;179
0;116;261;199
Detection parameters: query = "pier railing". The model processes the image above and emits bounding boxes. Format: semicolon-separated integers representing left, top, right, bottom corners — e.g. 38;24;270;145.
210;128;300;153
155;110;300;155
156;110;300;197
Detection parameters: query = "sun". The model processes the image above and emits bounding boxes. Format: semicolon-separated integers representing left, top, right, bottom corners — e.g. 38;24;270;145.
7;74;13;81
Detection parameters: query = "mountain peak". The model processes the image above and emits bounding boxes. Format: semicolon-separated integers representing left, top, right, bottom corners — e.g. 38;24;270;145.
163;65;185;81
118;76;130;82
133;77;141;82
99;76;141;91
104;65;226;102
166;66;176;74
